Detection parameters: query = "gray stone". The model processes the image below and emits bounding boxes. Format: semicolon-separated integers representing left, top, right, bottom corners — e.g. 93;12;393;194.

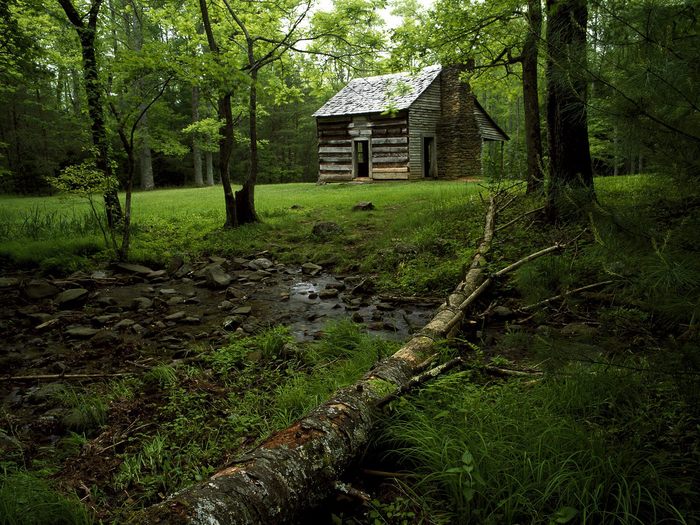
182;316;200;324
167;296;186;305
55;288;89;307
249;257;274;270
165;311;186;321
131;297;153;310
94;314;119;325
132;323;145;334
319;289;339;299
24;280;60;300
376;302;393;311
301;262;323;276
115;262;154;275
312;221;343;237
174;264;192;278
232;306;252;315
114;319;136;330
492;306;514;317
65;327;98;338
92;330;120;346
0;277;20;288
204;264;232;288
218;300;233;310
209;256;228;264
95;295;117;307
352;201;375;211
90;270;109;279
147;270;167;279
35;318;59;331
159;288;178;295
351;312;364;323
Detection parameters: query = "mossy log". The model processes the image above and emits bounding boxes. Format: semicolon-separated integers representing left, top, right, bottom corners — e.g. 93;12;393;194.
133;197;498;525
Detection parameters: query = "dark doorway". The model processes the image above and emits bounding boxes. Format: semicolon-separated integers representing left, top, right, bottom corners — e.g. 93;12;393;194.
354;140;369;178
423;136;435;178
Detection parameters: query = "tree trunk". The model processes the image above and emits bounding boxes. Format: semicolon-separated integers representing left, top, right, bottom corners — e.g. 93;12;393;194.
205;151;214;185
58;0;123;227
192;86;203;187
139;112;155;190
235;66;259;224
134;197;501;525
545;0;594;219
523;0;544;193
199;0;237;228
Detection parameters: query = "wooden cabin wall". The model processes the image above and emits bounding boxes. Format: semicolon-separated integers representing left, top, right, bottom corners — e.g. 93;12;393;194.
408;80;441;179
317;117;353;182
317;114;410;181
369;113;409;180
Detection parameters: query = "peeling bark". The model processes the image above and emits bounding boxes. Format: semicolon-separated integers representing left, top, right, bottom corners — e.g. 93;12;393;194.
133;197;501;525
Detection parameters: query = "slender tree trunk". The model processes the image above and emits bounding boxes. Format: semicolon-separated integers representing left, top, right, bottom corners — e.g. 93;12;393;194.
139;114;155;190
199;0;237;227
235;65;259;224
205;151;214;185
58;0;123;227
523;0;544;193
545;0;594;219
192;85;204;187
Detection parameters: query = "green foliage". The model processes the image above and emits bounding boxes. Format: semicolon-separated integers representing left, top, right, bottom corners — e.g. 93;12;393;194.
0;469;91;525
378;361;699;524
56;388;108;435
51;160;118;198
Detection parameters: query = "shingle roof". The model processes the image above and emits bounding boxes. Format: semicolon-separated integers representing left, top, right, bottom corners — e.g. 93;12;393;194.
312;65;442;118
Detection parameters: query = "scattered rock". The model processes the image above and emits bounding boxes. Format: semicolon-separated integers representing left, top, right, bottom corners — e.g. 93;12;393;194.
65;327;98;338
94;314;120;325
23;280;60;300
349;278;374;295
204;264;232;288
147;270;167;279
28;382;66;403
308;292;318;300
114;319;136;330
218;300;233;310
132;323;145;334
353;201;375;211
131;297;153;311
92;330;121;346
249;258;274;270
55;288;89;308
159;288;178;295
0;277;20;288
312;221;343;237
115;262;154;276
164;311;186;321
183;317;200;324
232;306;252;316
174;264;192;278
492;306;514;317
90;270;109;280
351;312;364;323
35;318;59;331
209;256;228;265
301;262;323;276
95;295;118;307
319;289;339;299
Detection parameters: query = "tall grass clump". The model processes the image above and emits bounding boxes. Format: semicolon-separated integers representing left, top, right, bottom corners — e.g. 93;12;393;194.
0;469;92;525
377;362;698;524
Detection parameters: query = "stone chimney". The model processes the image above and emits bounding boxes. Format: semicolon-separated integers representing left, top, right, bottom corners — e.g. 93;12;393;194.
436;64;482;179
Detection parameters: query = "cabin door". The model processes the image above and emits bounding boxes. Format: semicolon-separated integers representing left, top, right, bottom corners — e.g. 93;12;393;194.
423;136;436;177
354;140;369;178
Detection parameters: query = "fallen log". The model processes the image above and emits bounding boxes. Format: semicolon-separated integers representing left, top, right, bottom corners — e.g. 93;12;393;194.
132;195;502;524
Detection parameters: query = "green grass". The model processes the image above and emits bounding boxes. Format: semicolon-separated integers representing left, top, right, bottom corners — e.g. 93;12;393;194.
377;361;698;525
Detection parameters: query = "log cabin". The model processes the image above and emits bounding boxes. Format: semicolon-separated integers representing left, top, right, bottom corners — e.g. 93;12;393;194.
313;64;509;182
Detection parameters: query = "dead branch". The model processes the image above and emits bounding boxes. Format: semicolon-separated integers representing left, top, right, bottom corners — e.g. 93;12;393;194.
1;372;133;382
518;280;615;312
496;206;545;232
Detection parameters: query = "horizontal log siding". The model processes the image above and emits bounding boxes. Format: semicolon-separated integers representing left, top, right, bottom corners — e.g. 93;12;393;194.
408;79;441;179
370;113;409;179
317;117;353;182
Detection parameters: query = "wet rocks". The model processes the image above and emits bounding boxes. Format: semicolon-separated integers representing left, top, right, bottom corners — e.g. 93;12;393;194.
204;264;232;288
24;280;60;300
164;311;186;321
302;262;323;276
115;262;154;276
249;258;273;271
131;297;153;311
65;327;99;338
55;288;89;308
0;277;20;288
318;288;339;299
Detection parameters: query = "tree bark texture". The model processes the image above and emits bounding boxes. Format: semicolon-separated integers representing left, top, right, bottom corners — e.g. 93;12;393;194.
192;86;204;187
545;0;594;216
57;0;123;227
205;151;214;185
523;0;544;193
139;112;155;190
133;198;499;524
234;66;258;224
